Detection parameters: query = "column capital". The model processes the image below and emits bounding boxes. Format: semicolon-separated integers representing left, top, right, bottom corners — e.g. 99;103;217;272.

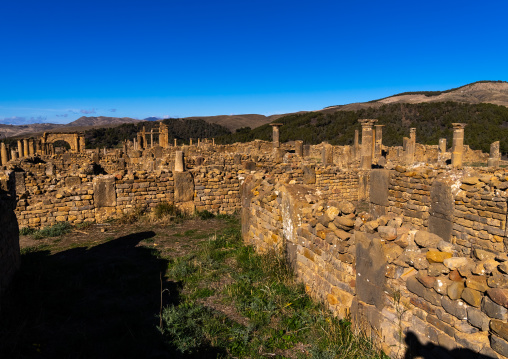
270;123;283;128
358;119;377;127
452;123;467;129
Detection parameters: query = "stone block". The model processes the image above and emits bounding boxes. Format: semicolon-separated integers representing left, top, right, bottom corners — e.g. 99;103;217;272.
491;335;508;357
482;296;508;320
174;172;194;203
93;175;116;208
462;288;482;307
467;306;490;331
356;231;387;310
369;169;391;207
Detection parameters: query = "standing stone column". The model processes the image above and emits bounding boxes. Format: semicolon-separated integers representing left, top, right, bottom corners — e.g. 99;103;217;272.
35;140;41;155
189;138;193;146
374;125;384;159
0;143;8;165
17;140;23;158
359;119;377;170
354;129;360;161
11;149;18;160
174;151;184;172
174;139;177;147
28;140;34;156
410;128;416;144
488;141;500;167
295;140;303;157
150;129;154;148
303;145;311;157
451;123;466;168
23;139;29;157
322;143;333;165
439;138;447;154
270;123;282;148
212;138;215;146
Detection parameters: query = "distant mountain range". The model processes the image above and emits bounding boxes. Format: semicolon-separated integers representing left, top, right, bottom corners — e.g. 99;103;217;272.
1;81;506;140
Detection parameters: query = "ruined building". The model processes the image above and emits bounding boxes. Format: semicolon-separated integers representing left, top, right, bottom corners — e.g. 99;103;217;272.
0;120;507;358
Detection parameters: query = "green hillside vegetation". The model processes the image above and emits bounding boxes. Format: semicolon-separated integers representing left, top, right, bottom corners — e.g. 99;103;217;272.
85;118;230;149
218;102;508;155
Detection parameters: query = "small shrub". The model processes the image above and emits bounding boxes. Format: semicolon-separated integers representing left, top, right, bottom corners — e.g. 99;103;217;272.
20;227;37;236
118;206;147;224
195;210;214;220
33;222;72;239
154;202;177;219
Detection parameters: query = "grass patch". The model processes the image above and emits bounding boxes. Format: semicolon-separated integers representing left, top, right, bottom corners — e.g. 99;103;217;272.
22;222;73;240
160;217;386;358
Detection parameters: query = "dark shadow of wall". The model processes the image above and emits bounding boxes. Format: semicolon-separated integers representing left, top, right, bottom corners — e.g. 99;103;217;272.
0;173;21;312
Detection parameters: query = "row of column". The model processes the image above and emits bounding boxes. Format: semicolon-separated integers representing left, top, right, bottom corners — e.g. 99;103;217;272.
0;139;42;166
133;136;216;151
269;121;482;169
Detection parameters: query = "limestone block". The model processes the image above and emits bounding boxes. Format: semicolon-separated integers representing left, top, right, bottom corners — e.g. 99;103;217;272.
355;231;387;310
93;176;116;208
174;172;194;203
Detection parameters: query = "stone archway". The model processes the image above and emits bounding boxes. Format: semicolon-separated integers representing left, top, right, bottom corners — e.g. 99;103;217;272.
40;132;86;154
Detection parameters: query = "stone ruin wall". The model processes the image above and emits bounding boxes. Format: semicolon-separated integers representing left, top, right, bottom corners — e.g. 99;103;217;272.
0;122;507;357
243;165;508;359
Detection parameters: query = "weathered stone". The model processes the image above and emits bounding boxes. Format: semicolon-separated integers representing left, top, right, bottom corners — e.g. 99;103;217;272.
356;232;386;310
369;169;390;207
482;296;508;320
491;319;508;342
443;257;470;270
447;281;465;300
325;206;340;221
383;242;403;263
499;263;508;274
426;250;452;263
414;230;442;248
93;175;117;208
488;272;508;289
462;288;482;307
449;270;463;282
428;263;449;276
487;288;508;308
337;200;355;214
442;296;467;319
407;276;426;297
174;172;194;202
377;226;397;240
334;216;355;228
466;276;488;292
417;273;436;288
474;248;496;261
433;277;451;295
467;306;490;331
437;240;454;253
364;220;379;233
491;335;508;357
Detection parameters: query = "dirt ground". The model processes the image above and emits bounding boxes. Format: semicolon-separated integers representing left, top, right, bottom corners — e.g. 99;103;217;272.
1;217;231;359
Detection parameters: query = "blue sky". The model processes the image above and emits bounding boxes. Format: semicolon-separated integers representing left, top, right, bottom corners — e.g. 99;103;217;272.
0;0;507;125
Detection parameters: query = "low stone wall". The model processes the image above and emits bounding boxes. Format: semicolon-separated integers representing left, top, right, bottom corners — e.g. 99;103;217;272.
14;165;245;229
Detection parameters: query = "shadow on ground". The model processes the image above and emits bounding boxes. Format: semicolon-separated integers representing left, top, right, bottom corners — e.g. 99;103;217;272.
403;331;496;359
0;231;224;358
